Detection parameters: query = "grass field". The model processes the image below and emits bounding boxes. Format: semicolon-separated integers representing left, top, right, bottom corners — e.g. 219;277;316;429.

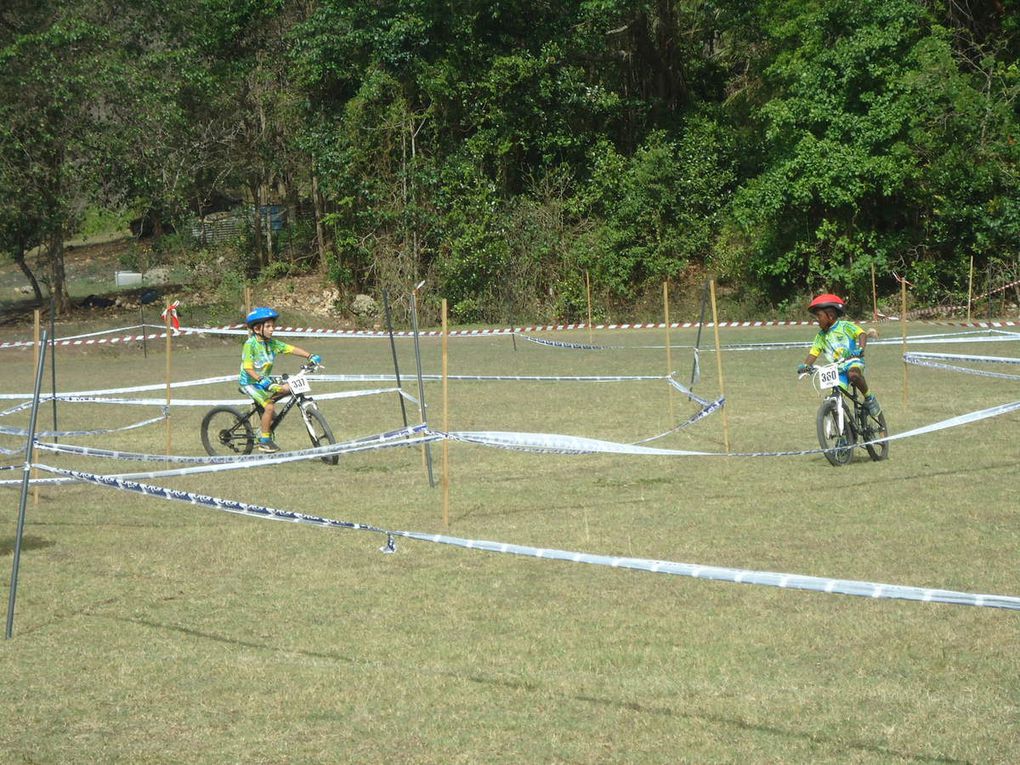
1;319;1018;764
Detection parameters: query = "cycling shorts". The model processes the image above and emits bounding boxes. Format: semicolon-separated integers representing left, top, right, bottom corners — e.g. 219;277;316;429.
241;383;273;407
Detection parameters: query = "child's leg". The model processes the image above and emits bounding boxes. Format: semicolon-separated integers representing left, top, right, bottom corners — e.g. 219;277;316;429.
260;401;275;436
847;367;869;396
259;384;290;437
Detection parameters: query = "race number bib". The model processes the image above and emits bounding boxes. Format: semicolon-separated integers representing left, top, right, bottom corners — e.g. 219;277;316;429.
817;363;840;389
288;374;311;395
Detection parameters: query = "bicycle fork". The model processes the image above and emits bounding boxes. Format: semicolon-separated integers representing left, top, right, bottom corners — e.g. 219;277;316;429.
824;393;847;441
299;401;318;438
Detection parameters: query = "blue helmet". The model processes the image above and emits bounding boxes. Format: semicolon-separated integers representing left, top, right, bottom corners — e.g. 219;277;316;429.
245;306;279;327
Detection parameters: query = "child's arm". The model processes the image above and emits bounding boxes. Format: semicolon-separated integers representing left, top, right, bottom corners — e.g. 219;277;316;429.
797;353;818;374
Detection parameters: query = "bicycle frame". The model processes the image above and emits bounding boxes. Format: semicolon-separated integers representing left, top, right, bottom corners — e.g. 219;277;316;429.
802;361;889;466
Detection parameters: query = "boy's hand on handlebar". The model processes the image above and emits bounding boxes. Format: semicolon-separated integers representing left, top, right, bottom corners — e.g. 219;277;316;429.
796;363;811;375
255;377;282;393
309;354;321;365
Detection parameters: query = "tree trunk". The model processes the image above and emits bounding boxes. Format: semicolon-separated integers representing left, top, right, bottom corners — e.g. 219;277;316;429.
48;231;71;315
312;165;329;277
13;244;44;303
249;180;264;269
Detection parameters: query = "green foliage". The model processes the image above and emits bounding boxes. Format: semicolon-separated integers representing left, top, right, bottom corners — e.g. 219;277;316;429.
2;0;1017;317
79;207;133;239
575;119;735;299
727;0;1019;306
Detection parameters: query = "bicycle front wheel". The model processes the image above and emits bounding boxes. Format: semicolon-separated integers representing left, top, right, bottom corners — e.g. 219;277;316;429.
201;406;255;456
816;397;856;467
302;405;338;465
862;409;890;462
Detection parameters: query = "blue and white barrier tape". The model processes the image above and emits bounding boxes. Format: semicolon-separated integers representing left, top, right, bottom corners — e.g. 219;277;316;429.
904;351;1020;365
12;386;411;408
3;426;436;487
445;399;1020;458
32;424;431;465
0;412;166;439
0;375;233;400
0;374;666;404
0;402;34;418
666;374;712;407
397;532;1020;611
33;464;1020;611
904;356;1020;382
633;397;725;445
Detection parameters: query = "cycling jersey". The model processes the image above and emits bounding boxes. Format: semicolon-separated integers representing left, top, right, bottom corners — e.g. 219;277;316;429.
239;335;295;386
809;319;865;365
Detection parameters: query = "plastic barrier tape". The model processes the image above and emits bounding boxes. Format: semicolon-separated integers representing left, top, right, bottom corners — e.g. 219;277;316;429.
33;465;1020;611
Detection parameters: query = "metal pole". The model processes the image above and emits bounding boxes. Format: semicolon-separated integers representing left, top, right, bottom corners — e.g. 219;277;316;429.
32;311;40;506
709;280;731;452
6;331;48;640
140;304;148;358
441;298;450;526
382;289;409;428
48;295;58;440
663;281;674;422
966;255;974;322
165;311;173;456
585;270;593;345
871;262;878;322
409;284;435;487
690;279;709;389
901;278;909;406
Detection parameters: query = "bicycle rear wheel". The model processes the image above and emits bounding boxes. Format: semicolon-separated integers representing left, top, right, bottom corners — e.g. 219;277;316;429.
201;406;255;456
816;397;856;467
302;404;338;465
861;409;890;461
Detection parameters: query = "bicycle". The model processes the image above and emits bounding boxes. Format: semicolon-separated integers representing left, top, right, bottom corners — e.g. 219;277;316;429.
200;361;338;465
799;362;889;467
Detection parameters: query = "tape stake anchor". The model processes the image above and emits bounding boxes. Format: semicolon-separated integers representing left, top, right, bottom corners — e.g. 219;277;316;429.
379;534;397;554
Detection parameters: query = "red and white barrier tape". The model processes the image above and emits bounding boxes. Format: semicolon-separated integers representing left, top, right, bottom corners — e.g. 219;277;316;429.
2;318;1018;350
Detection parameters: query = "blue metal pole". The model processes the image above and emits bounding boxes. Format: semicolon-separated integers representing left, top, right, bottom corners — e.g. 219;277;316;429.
382;289;409;429
410;286;435;488
6;330;48;640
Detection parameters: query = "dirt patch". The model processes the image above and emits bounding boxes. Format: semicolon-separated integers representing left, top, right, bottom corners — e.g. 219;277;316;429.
1;237;360;330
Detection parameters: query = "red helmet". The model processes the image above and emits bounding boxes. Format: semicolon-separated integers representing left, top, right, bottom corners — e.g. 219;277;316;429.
808;294;845;316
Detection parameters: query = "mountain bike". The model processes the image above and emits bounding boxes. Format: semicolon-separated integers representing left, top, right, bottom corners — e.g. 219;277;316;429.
799;362;889;467
200;362;338;465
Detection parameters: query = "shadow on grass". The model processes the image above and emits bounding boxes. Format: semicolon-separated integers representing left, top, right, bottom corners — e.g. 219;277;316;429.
90;612;967;765
469;677;970;765
100;614;359;664
0;535;55;556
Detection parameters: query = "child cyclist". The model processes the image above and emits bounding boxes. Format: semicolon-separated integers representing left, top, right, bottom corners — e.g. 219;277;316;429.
240;307;322;452
797;294;882;417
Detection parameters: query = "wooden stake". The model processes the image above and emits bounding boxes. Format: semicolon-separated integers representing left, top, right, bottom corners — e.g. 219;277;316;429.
900;278;909;406
966;255;974;322
585;270;593;345
244;285;252;316
663;281;674;422
165;310;173;455
709;280;730;452
441;298;450;527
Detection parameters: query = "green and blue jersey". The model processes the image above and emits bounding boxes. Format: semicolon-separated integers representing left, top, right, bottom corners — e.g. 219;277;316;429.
810;319;865;365
239;335;294;386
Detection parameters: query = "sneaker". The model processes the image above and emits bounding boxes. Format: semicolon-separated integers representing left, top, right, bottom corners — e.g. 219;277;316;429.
865;395;882;418
257;438;280;453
